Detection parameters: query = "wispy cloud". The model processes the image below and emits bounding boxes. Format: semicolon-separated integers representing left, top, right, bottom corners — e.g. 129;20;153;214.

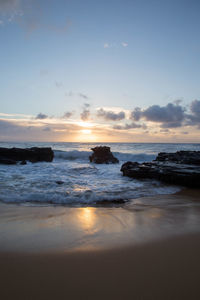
62;111;74;119
0;0;23;25
55;81;63;88
65;91;89;99
0;0;71;37
104;43;110;48
35;113;48;120
103;42;128;49
78;93;89;100
113;122;146;130
80;103;90;121
121;42;128;47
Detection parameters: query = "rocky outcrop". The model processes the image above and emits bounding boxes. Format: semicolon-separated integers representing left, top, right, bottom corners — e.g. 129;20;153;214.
156;151;200;165
0;147;54;164
89;146;119;164
121;151;200;188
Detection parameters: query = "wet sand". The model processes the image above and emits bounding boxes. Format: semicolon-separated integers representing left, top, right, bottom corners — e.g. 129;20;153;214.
1;233;200;300
0;189;200;299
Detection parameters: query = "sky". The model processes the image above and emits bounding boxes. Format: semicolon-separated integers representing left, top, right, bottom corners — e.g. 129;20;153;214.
0;0;200;142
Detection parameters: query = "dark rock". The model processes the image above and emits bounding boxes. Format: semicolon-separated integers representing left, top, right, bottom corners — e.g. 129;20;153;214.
0;158;17;165
156;151;200;165
20;160;27;165
89;146;119;164
0;147;54;164
97;199;126;205
56;181;64;185
121;151;200;188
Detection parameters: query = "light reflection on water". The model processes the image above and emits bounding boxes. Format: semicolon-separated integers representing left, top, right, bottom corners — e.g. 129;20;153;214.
78;207;97;232
0;195;200;253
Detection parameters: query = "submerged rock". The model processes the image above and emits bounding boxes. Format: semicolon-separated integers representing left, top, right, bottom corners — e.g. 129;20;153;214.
121;151;200;188
89;146;119;164
0;147;54;164
56;180;64;185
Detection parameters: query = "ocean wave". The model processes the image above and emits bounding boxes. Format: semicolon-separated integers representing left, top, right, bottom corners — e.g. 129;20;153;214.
54;150;156;163
0;184;180;206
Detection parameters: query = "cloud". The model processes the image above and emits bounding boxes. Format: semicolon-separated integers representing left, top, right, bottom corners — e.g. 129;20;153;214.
0;118;20;130
160;129;169;133
78;93;89;100
131;103;185;128
65;91;89;99
97;108;125;121
80;103;90;121
186;100;200;126
131;107;142;121
121;42;128;47
0;0;23;24
43;127;51;131
113;122;146;130
55;81;63;88
191;100;200;117
104;42;128;49
35;113;48;120
62;111;73;119
0;117;84;141
104;43;110;48
0;0;20;13
173;99;183;105
0;0;71;36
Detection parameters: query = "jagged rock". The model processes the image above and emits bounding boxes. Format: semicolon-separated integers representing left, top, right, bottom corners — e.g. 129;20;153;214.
121;151;200;188
89;146;119;164
20;160;27;165
0;147;54;164
156;151;200;165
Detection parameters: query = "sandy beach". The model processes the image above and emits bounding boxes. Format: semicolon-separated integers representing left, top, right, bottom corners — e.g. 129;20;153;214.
1;233;200;300
0;189;200;300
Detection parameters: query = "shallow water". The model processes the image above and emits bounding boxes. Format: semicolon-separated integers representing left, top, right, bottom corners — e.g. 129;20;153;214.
0;142;200;206
0;192;200;252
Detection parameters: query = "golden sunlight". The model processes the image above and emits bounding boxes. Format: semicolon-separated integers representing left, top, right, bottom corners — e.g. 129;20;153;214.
77;121;93;128
78;207;97;231
81;129;92;134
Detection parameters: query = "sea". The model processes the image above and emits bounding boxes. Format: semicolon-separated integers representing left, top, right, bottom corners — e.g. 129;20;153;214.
0;142;200;206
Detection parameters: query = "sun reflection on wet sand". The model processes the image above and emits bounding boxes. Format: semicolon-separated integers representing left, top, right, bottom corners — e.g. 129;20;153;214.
0;193;200;253
77;207;97;232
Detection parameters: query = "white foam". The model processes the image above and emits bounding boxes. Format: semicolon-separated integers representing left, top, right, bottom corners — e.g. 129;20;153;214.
54;150;156;163
0;142;186;206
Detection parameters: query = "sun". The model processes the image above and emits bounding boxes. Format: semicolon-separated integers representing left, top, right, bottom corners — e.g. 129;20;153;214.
81;129;92;134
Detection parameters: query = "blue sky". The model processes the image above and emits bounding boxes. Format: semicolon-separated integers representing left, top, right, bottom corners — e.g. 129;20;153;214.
0;0;200;142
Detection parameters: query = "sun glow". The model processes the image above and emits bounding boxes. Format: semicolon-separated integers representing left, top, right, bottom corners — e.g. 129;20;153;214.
77;121;93;128
78;208;97;231
81;129;92;134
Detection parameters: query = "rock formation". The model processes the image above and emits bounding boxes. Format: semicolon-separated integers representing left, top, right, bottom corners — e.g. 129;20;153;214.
121;151;200;188
89;146;119;164
0;147;54;164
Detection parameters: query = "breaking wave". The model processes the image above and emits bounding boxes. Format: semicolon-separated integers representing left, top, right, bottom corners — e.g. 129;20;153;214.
54;150;156;163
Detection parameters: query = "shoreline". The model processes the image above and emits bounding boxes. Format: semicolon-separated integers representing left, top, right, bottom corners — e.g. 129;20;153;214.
0;189;200;299
0;188;200;253
0;232;200;299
